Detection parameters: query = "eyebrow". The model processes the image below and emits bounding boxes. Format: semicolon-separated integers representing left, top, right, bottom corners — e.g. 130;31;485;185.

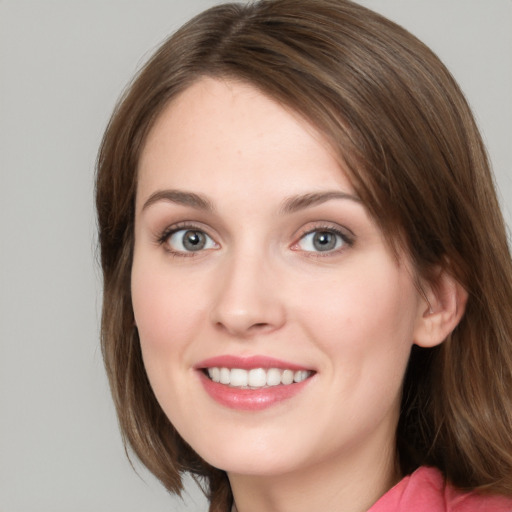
141;189;360;215
141;189;215;212
280;191;361;214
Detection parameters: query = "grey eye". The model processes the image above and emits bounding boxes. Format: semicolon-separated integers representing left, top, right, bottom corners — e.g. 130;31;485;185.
298;230;344;252
167;229;216;252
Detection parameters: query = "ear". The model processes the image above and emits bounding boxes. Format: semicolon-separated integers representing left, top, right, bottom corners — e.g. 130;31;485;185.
414;270;468;348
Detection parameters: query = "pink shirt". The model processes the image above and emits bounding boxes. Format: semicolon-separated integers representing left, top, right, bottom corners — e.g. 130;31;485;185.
231;466;512;511
369;466;512;512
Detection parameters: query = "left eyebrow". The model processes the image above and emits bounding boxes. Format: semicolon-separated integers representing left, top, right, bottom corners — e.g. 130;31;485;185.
280;191;361;214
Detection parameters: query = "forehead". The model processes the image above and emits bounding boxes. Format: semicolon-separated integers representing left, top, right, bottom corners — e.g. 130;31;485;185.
136;77;354;208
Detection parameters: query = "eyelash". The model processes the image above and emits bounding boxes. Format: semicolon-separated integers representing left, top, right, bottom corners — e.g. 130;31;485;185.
156;222;354;257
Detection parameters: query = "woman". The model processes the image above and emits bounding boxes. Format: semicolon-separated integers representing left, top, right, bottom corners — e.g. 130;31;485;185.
95;1;512;510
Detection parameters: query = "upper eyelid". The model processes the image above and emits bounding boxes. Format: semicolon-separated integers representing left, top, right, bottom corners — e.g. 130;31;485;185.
294;221;355;241
157;221;215;241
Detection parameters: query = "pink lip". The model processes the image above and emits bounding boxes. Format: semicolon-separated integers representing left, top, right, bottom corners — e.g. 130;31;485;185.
198;372;312;410
195;355;310;371
195;355;315;411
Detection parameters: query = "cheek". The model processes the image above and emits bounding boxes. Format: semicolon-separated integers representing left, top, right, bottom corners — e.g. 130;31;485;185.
130;257;207;420
131;257;201;362
295;259;419;379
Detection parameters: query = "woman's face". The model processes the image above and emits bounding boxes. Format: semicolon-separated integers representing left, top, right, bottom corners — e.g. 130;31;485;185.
132;77;427;478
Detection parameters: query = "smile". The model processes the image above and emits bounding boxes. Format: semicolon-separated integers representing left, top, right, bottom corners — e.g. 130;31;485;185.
205;367;313;389
196;356;315;410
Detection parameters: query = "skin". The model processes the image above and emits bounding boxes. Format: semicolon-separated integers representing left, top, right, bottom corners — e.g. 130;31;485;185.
131;77;458;512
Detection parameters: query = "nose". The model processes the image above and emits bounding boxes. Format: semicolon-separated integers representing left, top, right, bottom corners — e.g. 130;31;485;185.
210;251;286;338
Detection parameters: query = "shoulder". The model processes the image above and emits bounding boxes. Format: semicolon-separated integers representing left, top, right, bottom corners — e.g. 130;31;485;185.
368;466;512;512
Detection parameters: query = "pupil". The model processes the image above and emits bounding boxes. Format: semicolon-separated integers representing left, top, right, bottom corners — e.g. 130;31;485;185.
313;231;335;251
184;230;205;251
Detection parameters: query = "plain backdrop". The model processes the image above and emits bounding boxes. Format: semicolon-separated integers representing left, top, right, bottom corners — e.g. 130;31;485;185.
0;1;511;510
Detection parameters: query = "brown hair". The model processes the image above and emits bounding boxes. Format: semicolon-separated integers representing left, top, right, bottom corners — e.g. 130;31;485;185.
96;0;512;510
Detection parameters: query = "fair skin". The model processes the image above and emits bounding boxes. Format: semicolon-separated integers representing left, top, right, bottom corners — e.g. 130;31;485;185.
131;77;465;512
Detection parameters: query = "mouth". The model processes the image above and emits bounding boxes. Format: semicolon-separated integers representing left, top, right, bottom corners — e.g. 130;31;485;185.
196;356;315;410
203;367;313;389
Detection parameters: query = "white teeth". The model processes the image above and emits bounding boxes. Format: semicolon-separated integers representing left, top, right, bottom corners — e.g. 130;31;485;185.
248;368;267;387
219;367;230;385
266;368;282;386
205;367;312;388
281;369;294;385
208;367;220;383
230;368;248;387
294;370;309;383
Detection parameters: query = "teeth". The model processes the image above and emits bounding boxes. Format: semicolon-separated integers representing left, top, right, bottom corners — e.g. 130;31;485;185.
281;369;294;385
210;367;220;383
294;370;309;383
230;368;248;387
219;367;230;384
248;368;267;387
206;367;312;389
266;368;281;386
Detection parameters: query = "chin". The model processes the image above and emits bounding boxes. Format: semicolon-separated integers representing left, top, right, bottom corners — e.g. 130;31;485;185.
204;449;304;477
177;419;320;477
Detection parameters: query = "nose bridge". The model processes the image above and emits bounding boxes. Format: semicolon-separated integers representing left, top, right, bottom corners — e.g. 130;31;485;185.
210;241;285;336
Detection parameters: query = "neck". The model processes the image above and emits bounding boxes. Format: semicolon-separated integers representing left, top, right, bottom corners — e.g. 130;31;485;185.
229;435;400;512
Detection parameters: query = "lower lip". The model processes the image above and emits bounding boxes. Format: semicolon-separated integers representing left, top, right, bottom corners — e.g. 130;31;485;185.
198;372;312;411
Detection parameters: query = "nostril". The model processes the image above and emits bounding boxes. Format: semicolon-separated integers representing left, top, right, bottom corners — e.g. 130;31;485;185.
210;295;286;336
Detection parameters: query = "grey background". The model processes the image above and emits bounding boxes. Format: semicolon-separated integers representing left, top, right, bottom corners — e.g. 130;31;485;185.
0;1;511;511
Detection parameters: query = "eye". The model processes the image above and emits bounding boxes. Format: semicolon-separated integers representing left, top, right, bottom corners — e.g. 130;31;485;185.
296;229;348;253
166;229;217;253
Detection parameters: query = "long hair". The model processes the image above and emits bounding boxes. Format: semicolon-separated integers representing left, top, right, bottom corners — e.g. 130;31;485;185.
96;1;512;510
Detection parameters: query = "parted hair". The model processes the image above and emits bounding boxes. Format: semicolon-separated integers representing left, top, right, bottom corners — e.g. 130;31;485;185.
95;1;512;510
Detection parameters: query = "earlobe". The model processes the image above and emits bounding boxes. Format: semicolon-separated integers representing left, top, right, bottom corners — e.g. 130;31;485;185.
414;271;468;348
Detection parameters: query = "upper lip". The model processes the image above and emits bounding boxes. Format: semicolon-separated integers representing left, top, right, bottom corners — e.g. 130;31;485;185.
195;355;313;371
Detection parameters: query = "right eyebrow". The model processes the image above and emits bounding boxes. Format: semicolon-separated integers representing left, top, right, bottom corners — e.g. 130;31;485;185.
141;189;215;212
